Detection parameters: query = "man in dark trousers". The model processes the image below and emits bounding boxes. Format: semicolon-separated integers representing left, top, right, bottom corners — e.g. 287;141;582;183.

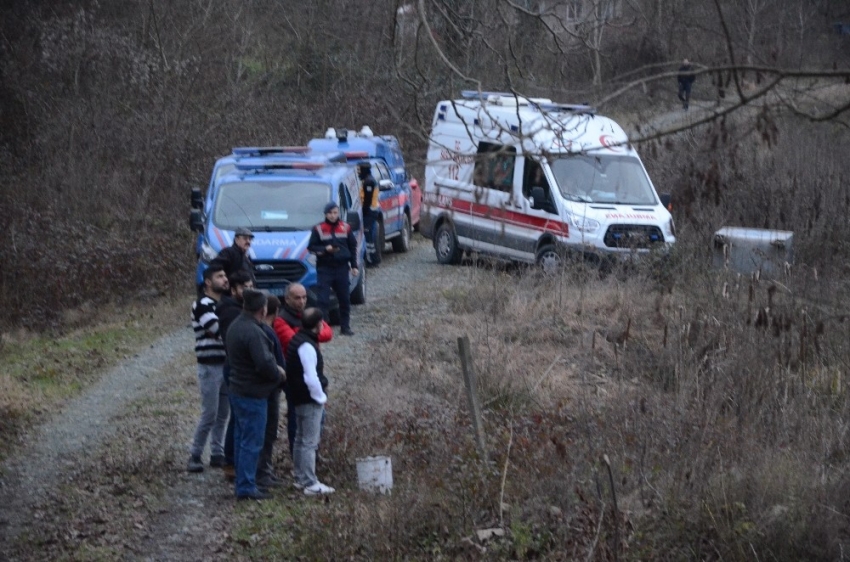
308;202;359;336
217;270;254;480
286;307;335;495
210;227;256;283
256;294;285;490
677;58;696;110
225;289;284;501
358;161;382;267
187;264;230;473
273;283;333;457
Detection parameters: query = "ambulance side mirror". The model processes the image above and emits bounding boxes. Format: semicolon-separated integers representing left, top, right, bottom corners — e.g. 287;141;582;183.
347;212;361;231
530;186;546;210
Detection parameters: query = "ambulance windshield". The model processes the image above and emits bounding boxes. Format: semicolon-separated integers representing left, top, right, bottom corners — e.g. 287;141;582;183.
214;181;331;231
549;155;657;206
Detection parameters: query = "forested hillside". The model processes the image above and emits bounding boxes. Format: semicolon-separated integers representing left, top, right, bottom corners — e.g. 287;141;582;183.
1;0;849;329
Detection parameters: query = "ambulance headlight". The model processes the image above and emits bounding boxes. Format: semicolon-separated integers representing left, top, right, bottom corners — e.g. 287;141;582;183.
569;215;600;233
200;241;218;262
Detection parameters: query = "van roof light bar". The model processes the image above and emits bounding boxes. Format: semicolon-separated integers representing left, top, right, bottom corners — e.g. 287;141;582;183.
344;151;369;159
358;126;374;138
234;161;324;172
232;146;310;157
534;102;596;114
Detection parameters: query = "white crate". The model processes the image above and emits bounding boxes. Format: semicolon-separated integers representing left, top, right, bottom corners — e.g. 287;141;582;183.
712;227;793;277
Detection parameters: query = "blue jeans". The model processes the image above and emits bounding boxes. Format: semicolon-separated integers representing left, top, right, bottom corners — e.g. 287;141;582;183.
317;266;351;330
230;394;267;497
190;363;229;458
293;402;325;488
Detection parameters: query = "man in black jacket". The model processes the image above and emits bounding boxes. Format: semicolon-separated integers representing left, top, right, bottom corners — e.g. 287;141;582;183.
226;289;285;501
217;269;254;479
285;307;334;495
308;202;359;336
210;227;256;284
677;59;696;110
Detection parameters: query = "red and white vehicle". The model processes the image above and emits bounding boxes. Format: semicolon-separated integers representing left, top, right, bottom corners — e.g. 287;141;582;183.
421;90;675;270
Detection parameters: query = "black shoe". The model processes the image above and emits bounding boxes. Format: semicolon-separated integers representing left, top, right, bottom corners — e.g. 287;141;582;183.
236;490;272;501
209;454;225;468
186;455;204;473
257;475;283;489
341;328;354;336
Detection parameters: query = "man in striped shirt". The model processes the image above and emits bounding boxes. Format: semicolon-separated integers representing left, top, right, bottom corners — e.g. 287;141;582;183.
188;264;230;473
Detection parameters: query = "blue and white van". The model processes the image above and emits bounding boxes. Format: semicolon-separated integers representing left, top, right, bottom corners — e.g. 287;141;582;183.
308;127;420;257
190;148;366;314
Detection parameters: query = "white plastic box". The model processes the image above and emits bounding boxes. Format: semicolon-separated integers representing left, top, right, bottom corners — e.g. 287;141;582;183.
712;227;793;277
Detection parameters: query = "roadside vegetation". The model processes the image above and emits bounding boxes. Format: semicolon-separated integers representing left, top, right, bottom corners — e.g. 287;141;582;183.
1;0;850;559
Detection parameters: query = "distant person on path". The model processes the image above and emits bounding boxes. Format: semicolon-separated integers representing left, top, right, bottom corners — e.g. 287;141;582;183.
273;283;333;456
256;294;286;490
677;58;696;110
187;265;230;473
358;161;382;267
226;289;285;501
286;307;335;495
210;227;256;284
308;202;359;336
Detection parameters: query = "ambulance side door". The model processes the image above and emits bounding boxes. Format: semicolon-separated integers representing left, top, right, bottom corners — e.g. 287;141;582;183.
471;141;517;257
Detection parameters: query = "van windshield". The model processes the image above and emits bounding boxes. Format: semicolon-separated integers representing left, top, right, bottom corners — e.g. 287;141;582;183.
214;181;330;231
549;155;657;205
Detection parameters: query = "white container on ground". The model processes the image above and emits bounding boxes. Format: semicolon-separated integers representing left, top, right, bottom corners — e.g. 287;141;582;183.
356;455;393;494
712;226;793;277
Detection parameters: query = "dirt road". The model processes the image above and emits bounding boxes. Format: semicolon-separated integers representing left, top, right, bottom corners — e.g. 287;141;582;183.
0;235;449;561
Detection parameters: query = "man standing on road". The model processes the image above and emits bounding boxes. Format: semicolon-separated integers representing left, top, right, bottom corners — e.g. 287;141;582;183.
358;161;382;268
217;270;254;480
273;283;333;456
286;307;335;495
187;265;230;473
308;202;359;336
256;294;286;490
210;227;256;284
226;289;285;501
677;58;696;110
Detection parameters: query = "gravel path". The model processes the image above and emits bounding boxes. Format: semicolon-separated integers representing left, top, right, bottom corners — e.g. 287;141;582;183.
0;234;452;561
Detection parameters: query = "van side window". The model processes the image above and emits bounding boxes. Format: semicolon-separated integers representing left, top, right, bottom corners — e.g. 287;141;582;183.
338;184;351;213
473;141;516;193
522;160;557;214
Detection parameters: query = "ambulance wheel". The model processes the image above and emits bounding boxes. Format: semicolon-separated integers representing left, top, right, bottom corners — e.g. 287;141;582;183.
536;244;563;274
435;223;462;265
391;213;411;253
351;267;366;305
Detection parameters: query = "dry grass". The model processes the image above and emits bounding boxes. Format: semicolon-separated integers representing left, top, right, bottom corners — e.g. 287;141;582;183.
258;248;850;560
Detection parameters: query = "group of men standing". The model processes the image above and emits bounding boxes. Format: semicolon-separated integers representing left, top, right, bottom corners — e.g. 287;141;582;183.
189;235;340;499
187;158;382;499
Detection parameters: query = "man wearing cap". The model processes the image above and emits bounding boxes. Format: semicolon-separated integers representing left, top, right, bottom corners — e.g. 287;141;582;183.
210;227;256;284
225;289;285;501
308;202;359;336
358;161;381;267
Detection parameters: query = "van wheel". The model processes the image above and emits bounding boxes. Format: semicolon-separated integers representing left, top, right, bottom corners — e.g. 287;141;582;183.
351;267;366;305
391;213;411;253
435;223;462;265
536;244;562;274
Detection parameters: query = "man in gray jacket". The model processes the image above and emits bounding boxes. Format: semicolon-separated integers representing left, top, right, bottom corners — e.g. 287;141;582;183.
225;289;285;501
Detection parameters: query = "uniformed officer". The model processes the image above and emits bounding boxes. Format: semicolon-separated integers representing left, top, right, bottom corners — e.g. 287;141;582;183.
308;202;359;336
358;161;382;267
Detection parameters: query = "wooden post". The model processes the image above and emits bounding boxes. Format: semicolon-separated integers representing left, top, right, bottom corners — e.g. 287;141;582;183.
457;336;487;457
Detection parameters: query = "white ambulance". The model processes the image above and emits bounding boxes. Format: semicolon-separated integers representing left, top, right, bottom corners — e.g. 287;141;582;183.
420;90;675;270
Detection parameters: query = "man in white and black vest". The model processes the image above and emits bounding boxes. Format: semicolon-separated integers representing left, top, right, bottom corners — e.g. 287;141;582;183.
285;307;335;495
